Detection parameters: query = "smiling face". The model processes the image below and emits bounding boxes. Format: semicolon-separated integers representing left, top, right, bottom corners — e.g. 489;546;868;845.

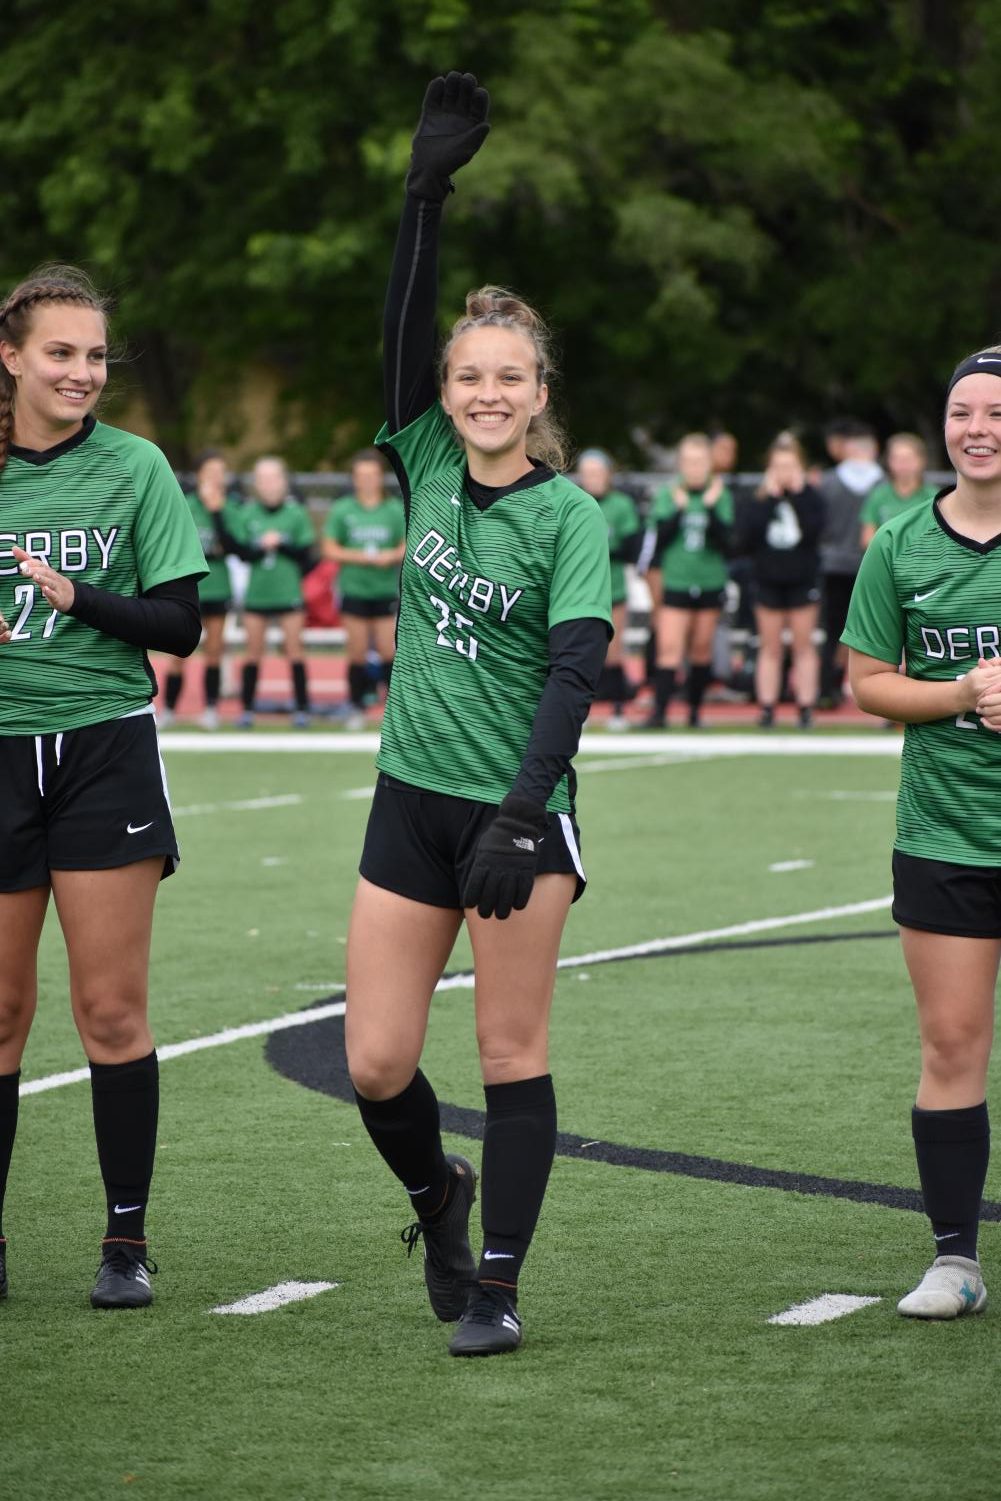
441;325;547;473
0;302;107;444
944;374;1001;485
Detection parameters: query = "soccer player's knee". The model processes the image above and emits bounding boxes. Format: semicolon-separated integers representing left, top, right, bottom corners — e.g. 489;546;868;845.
347;1048;413;1102
475;1029;540;1081
0;994;32;1047
921;1022;990;1081
75;994;146;1054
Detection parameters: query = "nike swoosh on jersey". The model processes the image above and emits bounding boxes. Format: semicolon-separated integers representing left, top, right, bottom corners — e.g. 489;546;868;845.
913;588;940;603
126;821;154;834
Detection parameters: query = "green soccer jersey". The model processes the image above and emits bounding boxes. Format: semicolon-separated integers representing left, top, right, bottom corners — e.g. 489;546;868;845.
650;484;733;593
186;492;241;604
0;420;207;735
598;489;640;605
232;500;315;611
323;495;405;601
375;403;613;812
859;481;937;534
842;494;1001;865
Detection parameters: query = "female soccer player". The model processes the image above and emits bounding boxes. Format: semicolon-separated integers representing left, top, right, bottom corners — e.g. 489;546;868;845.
859;433;937;549
321;448;405;729
345;74;611;1358
576;449;640;728
843;347;1001;1319
0;267;206;1308
159;449;240;729
228;456;315;728
743;437;825;728
641;433;733;728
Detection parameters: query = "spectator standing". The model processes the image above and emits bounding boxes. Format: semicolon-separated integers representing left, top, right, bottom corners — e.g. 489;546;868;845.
322;448;405;729
742;438;825;728
818;423;883;706
860;433;938;548
576;448;641;728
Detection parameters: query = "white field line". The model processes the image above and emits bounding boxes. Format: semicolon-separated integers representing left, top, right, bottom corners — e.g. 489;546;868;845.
768;860;815;873
807;790;897;802
577;754;702;773
156;731;904;756
211;1280;339;1315
769;1294;882;1326
19;896;892;1101
172;793;303;817
340;786;377;800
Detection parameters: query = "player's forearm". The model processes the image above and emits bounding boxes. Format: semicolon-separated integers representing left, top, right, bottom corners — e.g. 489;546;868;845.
68;577;202;657
383;194;442;434
851;664;969;723
510;618;609;804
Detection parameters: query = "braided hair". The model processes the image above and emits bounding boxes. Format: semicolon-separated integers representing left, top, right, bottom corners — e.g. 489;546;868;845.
0;265;109;476
439;286;570;472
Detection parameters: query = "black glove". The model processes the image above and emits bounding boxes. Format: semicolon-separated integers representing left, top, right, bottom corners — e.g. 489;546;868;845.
406;71;491;202
462;794;548;920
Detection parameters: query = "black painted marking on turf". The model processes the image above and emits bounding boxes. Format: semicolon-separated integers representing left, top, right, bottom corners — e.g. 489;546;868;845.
266;927;1001;1223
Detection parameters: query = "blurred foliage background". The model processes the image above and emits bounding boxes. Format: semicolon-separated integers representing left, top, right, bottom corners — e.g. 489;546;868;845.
2;0;998;466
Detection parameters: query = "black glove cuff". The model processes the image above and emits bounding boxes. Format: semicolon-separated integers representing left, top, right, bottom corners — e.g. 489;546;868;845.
405;166;455;202
497;793;548;836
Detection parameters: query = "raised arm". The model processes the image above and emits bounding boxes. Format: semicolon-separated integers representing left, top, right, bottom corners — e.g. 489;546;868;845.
383;73;490;436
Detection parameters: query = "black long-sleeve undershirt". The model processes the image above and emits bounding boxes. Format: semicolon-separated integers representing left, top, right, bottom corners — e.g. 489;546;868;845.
210;512;314;572
384;194;442;443
68;575;202;656
510;617;610;807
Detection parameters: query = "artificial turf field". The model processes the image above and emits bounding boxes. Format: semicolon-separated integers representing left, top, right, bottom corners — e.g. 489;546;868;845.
6;731;999;1501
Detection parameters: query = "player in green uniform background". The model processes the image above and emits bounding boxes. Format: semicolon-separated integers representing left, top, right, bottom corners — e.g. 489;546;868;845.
321;448;405;729
159;449;242;729
345;74;611;1359
859;432;937;549
844;346;1001;1321
0;267;206;1310
641;433;734;727
225;456;316;728
576;448;640;728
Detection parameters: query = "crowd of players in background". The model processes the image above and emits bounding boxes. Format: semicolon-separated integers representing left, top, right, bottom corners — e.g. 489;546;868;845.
160;418;939;730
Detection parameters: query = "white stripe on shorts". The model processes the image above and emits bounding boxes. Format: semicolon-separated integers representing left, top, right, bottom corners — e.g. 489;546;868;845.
34;737;44;796
557;812;586;886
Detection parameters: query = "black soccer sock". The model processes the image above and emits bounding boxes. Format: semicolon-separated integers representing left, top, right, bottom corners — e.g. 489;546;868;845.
476;1074;557;1295
609;663;631;710
381;659;393;690
347;663;369;709
653;667;677;717
912;1102;990;1262
686;664;712;721
354;1070;451;1220
204;664;221;708
241;662;259;712
0;1070;20;1240
164;672;183;711
291;660;310;712
90;1051;159;1244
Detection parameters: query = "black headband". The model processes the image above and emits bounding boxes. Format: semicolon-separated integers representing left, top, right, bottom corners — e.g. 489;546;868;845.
947;352;1001;398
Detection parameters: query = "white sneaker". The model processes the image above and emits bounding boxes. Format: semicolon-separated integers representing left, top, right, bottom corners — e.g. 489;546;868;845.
199;706;220;730
607;713;629;732
897;1255;987;1319
158;708;175;728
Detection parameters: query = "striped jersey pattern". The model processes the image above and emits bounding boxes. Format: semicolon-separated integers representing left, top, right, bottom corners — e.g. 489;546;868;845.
376;404;612;811
0;422;206;735
842;494;1001;865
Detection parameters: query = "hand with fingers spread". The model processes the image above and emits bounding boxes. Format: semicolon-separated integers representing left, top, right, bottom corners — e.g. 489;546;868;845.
12;544;75;613
462;794;548;920
406;70;491;202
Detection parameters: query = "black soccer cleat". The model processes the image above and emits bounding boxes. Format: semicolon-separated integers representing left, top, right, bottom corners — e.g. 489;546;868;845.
401;1153;477;1322
449;1283;523;1357
0;1240;7;1300
90;1241;157;1309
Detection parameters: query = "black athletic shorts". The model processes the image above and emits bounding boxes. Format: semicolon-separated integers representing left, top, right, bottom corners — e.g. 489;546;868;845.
199;598;230;619
340;595;399;620
754;581;820;612
661;587;725;611
0;709;179;893
360;773;586;909
892;849;1001;939
244;604;303;618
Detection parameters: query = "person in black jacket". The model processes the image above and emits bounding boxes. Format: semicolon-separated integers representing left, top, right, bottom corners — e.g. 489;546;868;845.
743;437;826;728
